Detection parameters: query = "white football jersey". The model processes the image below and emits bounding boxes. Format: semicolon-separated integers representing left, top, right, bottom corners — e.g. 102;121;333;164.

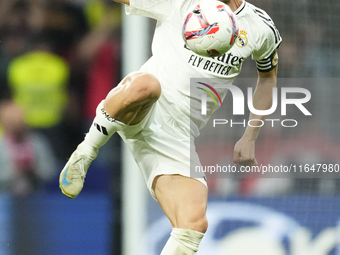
126;0;282;136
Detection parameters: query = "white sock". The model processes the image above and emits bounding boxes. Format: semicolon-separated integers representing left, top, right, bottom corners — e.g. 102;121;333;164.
161;228;205;255
79;100;126;155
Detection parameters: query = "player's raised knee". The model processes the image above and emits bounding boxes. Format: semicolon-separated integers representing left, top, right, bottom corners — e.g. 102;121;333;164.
127;72;161;104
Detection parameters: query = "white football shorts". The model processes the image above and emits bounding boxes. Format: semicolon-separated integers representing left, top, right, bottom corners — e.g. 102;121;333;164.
117;98;207;199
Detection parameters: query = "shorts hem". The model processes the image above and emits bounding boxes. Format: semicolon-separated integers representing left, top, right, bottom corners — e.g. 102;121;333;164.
148;172;208;201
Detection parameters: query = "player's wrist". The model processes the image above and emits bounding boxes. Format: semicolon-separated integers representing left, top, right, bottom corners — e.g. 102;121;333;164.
241;130;258;142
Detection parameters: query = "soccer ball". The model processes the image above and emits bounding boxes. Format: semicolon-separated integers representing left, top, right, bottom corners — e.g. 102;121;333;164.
182;0;239;57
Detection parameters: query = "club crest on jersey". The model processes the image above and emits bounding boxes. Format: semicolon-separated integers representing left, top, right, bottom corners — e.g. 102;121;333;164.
272;52;279;67
236;29;248;47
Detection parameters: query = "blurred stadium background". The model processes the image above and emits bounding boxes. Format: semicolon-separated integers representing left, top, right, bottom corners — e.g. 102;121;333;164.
0;0;339;254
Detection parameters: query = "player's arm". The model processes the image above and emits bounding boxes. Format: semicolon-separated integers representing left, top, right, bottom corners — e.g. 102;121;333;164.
112;0;130;6
234;65;278;166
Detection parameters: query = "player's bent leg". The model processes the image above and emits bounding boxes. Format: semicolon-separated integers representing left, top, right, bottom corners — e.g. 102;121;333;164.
104;71;161;125
59;72;161;198
83;72;161;150
153;175;208;254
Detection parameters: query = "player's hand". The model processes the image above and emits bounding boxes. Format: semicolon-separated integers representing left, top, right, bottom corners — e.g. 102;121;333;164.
233;138;258;167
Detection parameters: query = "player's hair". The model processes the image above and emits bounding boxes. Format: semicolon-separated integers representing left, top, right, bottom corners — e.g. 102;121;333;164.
221;0;231;4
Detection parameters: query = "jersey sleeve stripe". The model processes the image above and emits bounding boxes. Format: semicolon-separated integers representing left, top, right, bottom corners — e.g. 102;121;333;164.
262;20;279;44
254;8;264;15
257;58;271;63
256;62;272;68
255;11;272;22
257;66;272;71
256;50;278;72
253;7;281;44
256;62;274;72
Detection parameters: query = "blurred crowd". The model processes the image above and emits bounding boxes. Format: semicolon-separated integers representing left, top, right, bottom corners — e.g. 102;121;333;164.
0;0;122;196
